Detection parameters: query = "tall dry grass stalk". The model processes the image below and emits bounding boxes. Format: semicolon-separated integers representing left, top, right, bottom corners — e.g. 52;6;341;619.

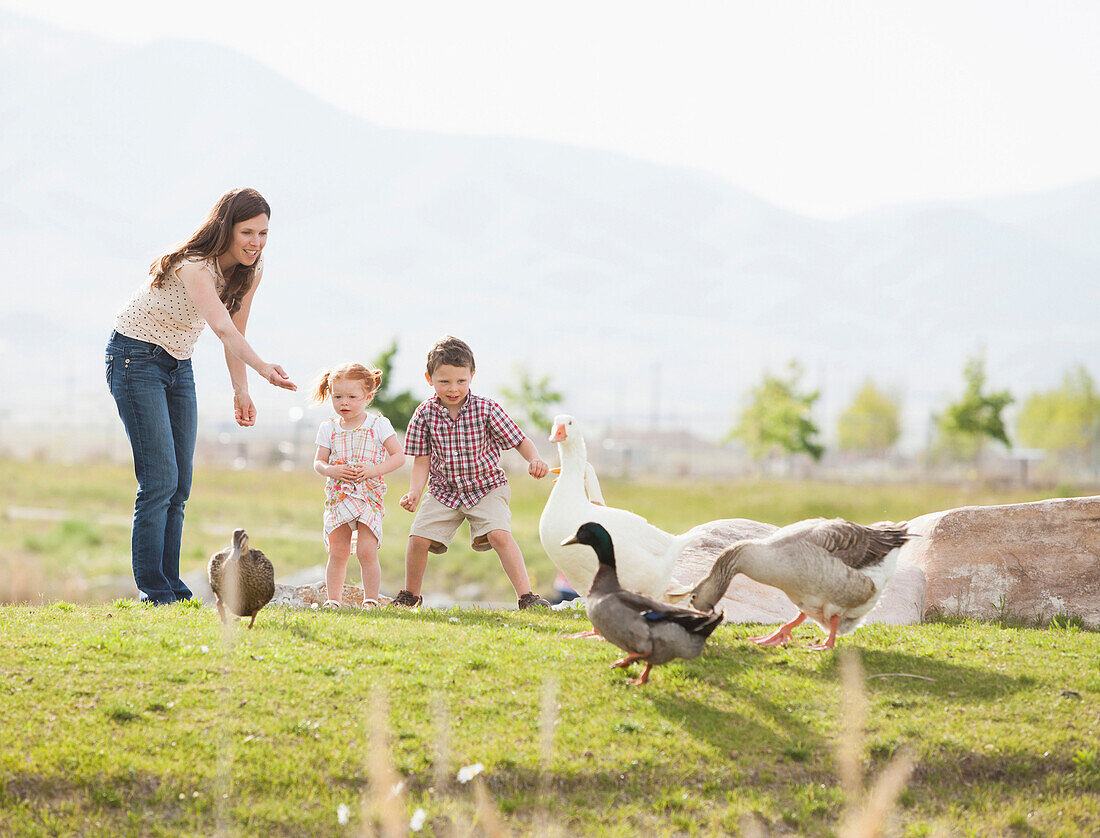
836;648;916;838
838;647;866;802
0;552;49;603
362;691;406;838
214;575;240;838
536;676;563;838
473;776;510;838
432;693;452;795
739;813;768;838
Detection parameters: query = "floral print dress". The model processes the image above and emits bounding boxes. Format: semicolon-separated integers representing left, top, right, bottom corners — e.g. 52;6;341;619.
320;415;388;547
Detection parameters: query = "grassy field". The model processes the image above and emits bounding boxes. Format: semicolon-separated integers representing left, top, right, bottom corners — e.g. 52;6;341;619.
3;459;1098;835
1;602;1097;836
0;457;1063;604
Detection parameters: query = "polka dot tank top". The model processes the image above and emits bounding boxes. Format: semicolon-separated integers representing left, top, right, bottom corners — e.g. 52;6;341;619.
113;255;258;360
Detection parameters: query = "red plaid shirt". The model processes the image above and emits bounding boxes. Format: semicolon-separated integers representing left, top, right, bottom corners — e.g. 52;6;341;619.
403;393;526;508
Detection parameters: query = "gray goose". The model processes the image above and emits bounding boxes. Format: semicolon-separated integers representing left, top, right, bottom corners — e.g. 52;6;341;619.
207;528;275;628
690;518;914;650
563;522;722;685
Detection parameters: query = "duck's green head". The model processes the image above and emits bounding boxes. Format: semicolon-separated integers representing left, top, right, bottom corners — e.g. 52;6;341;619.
561;522;615;568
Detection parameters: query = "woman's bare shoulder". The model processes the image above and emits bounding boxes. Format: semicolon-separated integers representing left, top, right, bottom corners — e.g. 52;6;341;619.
173;257;217;284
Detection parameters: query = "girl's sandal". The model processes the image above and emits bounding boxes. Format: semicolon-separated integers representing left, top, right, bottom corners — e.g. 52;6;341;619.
361;599;381;610
322;600;342;609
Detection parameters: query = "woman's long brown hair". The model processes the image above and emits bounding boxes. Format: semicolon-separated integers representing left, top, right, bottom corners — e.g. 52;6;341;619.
149;188;271;315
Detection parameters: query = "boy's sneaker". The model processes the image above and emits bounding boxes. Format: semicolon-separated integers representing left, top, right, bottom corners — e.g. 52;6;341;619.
518;592;551;610
390;590;423;608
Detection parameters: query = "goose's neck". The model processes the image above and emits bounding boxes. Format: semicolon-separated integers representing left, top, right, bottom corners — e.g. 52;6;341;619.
712;542;767;589
555;439;588;486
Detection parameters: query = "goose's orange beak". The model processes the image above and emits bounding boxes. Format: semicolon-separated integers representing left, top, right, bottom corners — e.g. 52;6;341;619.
549;423;567;443
549;467;561;474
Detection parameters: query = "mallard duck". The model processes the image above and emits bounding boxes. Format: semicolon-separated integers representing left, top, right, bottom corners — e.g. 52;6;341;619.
207;528;275;628
690;518;913;650
563;522;723;686
539;415;695;603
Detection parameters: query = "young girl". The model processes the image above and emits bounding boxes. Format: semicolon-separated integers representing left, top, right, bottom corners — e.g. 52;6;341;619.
312;363;405;608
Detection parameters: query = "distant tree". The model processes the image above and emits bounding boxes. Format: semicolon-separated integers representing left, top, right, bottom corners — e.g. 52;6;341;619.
730;361;824;462
1017;365;1100;458
935;352;1012;458
500;365;564;435
370;340;419;431
837;380;902;456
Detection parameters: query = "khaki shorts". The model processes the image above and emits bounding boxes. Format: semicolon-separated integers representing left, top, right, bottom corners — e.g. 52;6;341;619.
410;485;512;554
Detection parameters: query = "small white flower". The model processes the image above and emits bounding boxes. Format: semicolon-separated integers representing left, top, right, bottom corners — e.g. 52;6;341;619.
456;762;484;784
409;808;426;832
448;617;459;623
390;780;405;798
337;802;350;825
311;602;320;610
200;645;209;653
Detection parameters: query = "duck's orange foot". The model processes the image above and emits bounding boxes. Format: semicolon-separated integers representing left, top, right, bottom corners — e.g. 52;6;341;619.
611;653;645;670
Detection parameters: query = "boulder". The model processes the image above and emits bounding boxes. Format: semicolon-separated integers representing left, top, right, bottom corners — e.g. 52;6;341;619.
901;495;1100;627
271;582;392;609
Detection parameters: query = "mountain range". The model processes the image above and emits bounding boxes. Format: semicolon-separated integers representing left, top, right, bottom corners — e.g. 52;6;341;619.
2;9;1097;453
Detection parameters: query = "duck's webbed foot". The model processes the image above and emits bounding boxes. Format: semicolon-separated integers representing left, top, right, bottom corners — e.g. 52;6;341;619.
627;662;653;686
749;612;807;646
610;652;646;670
565;628;601;639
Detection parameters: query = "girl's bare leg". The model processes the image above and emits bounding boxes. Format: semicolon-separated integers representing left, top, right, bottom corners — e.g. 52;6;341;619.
325;524;353;603
356;525;381;603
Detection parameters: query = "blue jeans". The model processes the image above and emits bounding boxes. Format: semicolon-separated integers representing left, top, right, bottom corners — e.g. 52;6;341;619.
106;331;196;604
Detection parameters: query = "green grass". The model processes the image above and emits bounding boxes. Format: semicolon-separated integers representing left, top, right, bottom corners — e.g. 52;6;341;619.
1;602;1097;836
0;457;1057;603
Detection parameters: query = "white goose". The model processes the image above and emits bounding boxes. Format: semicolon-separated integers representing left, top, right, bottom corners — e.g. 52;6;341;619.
689;518;914;649
538;415;694;603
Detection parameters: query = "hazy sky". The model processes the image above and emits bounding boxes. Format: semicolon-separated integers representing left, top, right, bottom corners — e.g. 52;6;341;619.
5;0;1100;218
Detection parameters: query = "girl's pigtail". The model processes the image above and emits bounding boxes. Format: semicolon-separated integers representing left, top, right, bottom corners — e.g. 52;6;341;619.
311;370;332;404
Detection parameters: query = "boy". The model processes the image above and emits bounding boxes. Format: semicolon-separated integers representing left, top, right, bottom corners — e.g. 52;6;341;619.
394;336;552;609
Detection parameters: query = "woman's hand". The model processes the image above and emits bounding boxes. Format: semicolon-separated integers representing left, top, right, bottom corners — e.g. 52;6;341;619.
262;364;297;391
234;392;257;427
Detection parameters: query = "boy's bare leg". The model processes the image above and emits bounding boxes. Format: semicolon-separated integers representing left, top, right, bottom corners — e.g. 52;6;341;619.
403;535;433;595
486;529;533;596
356;526;381;602
325;524;353;603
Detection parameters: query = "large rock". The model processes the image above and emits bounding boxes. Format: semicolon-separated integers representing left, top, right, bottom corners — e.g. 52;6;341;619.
271;582;392;609
901;495;1100;627
671;517;927;628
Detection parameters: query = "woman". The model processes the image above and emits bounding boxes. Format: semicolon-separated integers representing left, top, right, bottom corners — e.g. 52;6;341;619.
106;188;296;605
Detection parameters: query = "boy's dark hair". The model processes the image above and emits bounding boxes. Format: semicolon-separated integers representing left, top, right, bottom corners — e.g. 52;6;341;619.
426;336;476;375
